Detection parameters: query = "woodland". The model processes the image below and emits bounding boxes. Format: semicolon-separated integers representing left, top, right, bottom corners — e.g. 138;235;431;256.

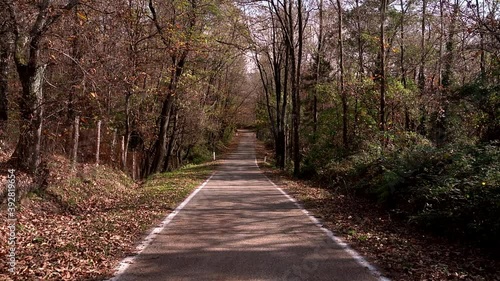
250;0;500;255
0;0;499;279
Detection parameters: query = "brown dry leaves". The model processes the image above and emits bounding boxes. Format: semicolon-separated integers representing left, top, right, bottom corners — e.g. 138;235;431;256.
255;142;500;281
0;156;215;281
266;170;500;280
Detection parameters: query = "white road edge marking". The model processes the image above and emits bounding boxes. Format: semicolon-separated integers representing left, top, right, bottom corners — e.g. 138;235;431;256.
106;173;215;281
254;156;390;281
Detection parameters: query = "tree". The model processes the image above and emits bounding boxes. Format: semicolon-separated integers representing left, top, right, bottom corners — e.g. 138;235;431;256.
337;0;347;149
274;0;306;175
418;0;427;92
5;0;80;173
313;0;324;134
251;0;306;173
0;1;11;128
379;0;388;134
399;0;411;131
145;0;198;175
253;15;288;169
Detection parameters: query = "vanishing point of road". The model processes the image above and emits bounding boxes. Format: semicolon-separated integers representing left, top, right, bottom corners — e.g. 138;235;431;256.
111;131;387;281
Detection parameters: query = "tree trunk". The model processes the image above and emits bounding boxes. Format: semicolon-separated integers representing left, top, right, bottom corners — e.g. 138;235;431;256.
164;106;179;172
96;120;101;166
72;116;79;170
123;91;133;170
272;35;285;169
272;8;286;170
256;5;288;170
418;0;427;92
354;0;364;138
282;43;289;167
255;53;275;136
416;0;428;136
437;0;459;146
476;0;485;80
0;4;10;127
146;0;195;176
356;0;364;76
11;64;46;173
379;0;387;134
288;0;304;176
66;8;83;153
121;135;126;170
111;128;117;164
400;0;410;131
149;91;175;174
0;41;9;124
7;0;79;174
132;151;136;180
337;0;347;149
313;0;324;134
442;0;457;88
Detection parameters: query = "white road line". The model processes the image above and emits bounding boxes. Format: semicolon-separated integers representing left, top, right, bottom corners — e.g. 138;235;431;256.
253;155;390;281
106;173;215;281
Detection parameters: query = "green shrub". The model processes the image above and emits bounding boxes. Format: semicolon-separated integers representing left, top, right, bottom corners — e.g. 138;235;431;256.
187;144;212;164
408;144;500;247
320;137;500;250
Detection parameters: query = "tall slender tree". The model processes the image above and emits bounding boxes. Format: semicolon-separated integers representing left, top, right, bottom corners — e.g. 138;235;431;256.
379;0;388;135
337;0;347;148
313;0;324;134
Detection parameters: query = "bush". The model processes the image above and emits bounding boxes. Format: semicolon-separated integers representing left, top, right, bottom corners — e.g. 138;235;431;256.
187;144;212;164
320;137;500;250
408;144;500;248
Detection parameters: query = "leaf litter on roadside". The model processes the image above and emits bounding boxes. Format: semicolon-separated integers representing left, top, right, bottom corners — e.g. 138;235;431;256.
0;155;217;281
255;141;500;281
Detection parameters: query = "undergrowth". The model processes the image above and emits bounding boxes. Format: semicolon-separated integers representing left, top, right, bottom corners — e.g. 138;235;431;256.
309;134;500;252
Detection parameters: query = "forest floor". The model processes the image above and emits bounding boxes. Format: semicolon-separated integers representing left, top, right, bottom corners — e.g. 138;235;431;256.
255;141;500;281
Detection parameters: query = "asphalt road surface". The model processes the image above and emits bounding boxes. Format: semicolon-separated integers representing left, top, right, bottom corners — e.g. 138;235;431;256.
113;131;385;281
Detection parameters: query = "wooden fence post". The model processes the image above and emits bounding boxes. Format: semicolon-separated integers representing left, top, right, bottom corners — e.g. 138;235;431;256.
96;120;101;166
72;116;79;170
121;136;126;170
132;151;136;180
111;128;117;164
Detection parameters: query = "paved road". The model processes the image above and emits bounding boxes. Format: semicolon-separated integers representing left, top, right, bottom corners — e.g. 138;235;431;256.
114;131;383;281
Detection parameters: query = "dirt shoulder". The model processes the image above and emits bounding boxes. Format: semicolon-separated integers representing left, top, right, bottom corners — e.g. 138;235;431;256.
255;140;500;281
